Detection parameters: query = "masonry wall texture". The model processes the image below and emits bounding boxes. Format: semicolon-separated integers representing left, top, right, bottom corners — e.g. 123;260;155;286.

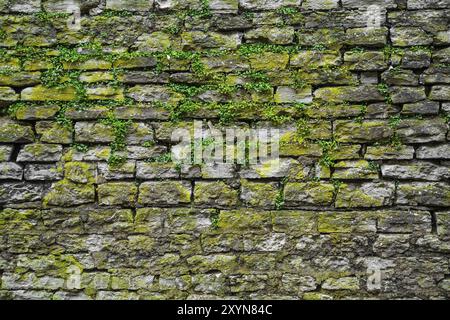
0;0;449;300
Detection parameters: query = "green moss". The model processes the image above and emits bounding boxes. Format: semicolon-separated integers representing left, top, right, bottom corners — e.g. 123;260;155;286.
65;162;97;184
21;85;78;102
99;112;132;167
318;140;339;168
377;83;393;104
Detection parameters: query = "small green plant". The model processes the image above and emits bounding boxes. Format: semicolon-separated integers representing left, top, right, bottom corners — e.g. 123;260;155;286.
100;10;133;18
388;115;402;129
100;115;131;153
217;83;236;95
146;153;173;163
368;161;380;173
108;154;127;168
331;179;343;198
72;143;89;153
275;187;285;211
441;112;450;123
293;103;308;115
242;11;255;20
296;118;311;142
237;43;303;56
383;45;404;60
175;163;182;175
35;11;70;23
410;46;432;54
312;44;327;52
350;47;366;54
55;106;74;130
244;81;272;93
142;141;155;148
390;133;402;150
186;0;211;18
210;212;220;230
100;113;132;168
356;104;367;124
276;7;299;15
191;55;207;77
319;140;339;168
169;83;208;98
6;102;26;118
165;23;182;35
262;105;293;125
167;99;200;122
217;102;246;124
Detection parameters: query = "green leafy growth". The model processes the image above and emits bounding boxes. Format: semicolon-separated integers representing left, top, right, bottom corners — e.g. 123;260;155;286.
166;99;200;122
237;44;303;56
350;47;366;54
262;105;293;125
388;115;402;129
383;45;404;60
217;102;247;124
296;118;311;142
441;112;450;124
356;104;367;124
55;105;74;130
242;11;255;20
100;113;132;168
6;102;26;118
108;154;128;168
276;7;299;15
169;83;208;98
142;141;155;148
100;114;131;153
72;143;89;153
35;11;70;23
186;0;211;18
100;10;133;18
241;71;272;93
274;182;285;211
331;179;343;198
410;46;432;54
210;212;220;230
390;133;402;150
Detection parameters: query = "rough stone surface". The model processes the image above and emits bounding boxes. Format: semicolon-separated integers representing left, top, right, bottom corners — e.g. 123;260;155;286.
0;1;449;301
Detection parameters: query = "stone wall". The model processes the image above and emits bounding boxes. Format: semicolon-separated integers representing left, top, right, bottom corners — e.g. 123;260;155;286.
0;0;449;300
